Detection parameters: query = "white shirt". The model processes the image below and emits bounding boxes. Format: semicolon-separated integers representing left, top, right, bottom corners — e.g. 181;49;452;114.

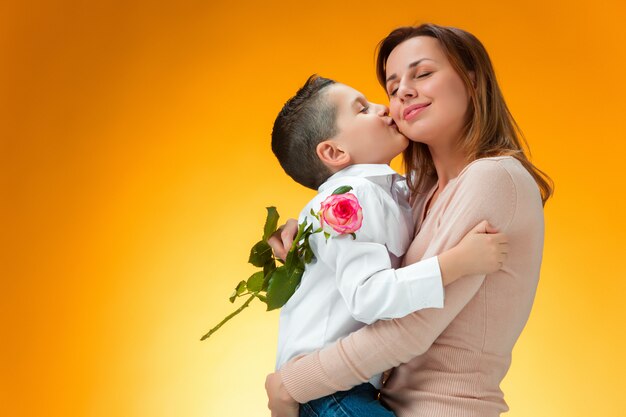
275;164;444;386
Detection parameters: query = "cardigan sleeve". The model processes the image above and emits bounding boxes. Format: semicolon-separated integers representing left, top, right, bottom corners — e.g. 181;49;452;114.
279;158;520;403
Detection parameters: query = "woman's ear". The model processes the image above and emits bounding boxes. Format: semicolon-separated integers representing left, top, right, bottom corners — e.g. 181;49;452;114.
316;140;351;168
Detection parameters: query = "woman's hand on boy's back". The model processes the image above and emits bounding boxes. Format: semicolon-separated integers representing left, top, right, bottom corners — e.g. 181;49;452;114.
265;371;299;417
267;218;298;260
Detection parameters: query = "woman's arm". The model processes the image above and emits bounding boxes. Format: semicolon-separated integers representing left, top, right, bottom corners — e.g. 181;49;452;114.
271;159;521;406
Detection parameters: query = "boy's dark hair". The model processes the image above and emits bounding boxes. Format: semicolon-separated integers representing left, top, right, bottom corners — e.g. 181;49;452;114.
271;75;338;190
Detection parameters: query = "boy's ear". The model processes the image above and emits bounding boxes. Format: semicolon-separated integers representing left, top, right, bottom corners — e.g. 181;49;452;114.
316;140;351;168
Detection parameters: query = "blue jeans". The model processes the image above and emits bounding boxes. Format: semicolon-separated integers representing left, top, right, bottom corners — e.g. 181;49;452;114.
299;383;396;417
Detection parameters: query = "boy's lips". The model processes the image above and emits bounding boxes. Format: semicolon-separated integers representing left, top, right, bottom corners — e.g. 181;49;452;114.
403;103;431;121
387;118;401;132
385;116;395;126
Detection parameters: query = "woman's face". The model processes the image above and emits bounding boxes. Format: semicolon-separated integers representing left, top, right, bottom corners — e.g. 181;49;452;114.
384;36;471;148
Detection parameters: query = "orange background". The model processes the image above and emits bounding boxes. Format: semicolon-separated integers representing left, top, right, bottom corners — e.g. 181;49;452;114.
2;1;625;416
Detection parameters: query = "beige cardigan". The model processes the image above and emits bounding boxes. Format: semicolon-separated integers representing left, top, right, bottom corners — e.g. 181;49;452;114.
279;157;545;417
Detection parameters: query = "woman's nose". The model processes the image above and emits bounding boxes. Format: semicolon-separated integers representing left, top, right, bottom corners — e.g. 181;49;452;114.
397;80;417;101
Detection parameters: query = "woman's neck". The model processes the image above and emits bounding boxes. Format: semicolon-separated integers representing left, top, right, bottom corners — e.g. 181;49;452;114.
429;143;469;190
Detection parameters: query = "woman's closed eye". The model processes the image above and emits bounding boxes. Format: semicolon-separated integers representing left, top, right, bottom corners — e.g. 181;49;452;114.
359;105;370;114
415;71;432;78
387;72;431;96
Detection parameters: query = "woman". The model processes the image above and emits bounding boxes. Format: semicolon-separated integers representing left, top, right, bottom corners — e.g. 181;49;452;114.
267;24;552;417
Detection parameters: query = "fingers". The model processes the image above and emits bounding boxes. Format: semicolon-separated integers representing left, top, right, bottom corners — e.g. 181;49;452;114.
265;371;299;417
267;233;287;260
496;243;508;270
493;234;508;264
469;219;490;234
267;219;298;261
265;378;270;410
485;231;508;272
282;219;298;249
470;220;503;235
483;221;499;234
488;232;509;245
265;373;275;412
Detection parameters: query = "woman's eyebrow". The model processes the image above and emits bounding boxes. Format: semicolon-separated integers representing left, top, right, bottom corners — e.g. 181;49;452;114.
386;58;433;84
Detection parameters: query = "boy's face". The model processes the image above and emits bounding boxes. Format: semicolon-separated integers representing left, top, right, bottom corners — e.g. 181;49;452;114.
327;83;408;165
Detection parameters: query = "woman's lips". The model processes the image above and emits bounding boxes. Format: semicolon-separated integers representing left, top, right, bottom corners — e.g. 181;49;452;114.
403;103;430;121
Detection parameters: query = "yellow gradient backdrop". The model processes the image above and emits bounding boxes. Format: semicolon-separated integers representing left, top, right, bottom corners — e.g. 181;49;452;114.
2;1;625;416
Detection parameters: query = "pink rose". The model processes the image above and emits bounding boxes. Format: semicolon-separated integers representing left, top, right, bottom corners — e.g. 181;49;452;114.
319;192;363;235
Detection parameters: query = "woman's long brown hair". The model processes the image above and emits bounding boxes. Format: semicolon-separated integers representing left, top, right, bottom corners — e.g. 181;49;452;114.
376;24;553;205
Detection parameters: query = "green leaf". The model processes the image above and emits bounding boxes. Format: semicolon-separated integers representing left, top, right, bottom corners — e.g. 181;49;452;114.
303;246;314;264
262;268;274;291
331;185;353;195
229;280;247;303
291;219;309;251
350;233;356;240
324;232;330;241
298;217;308;234
256;293;267;303
264;259;277;273
246;271;264;292
263;260;277;288
266;265;304;311
249;240;273;267
302;235;314;264
262;207;280;241
284;247;299;276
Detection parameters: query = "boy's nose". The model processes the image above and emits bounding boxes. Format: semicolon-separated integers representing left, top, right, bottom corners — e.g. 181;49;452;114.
375;104;389;116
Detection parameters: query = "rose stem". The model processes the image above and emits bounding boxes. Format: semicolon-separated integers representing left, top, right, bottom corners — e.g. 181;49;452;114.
200;294;256;341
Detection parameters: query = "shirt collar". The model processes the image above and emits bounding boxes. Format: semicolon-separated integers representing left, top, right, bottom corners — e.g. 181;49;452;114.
318;164;400;192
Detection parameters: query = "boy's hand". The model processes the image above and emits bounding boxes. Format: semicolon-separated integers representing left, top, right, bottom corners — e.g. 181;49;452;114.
456;220;509;275
267;218;298;261
265;372;299;417
439;220;508;285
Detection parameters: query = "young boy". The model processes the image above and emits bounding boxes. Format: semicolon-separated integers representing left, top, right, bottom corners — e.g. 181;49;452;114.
271;75;507;417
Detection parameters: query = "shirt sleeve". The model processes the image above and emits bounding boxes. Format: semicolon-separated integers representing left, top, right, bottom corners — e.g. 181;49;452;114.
323;239;444;324
279;159;520;403
312;181;444;324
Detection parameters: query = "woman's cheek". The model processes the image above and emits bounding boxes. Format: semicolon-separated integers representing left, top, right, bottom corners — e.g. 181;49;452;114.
391;108;413;138
389;103;402;125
